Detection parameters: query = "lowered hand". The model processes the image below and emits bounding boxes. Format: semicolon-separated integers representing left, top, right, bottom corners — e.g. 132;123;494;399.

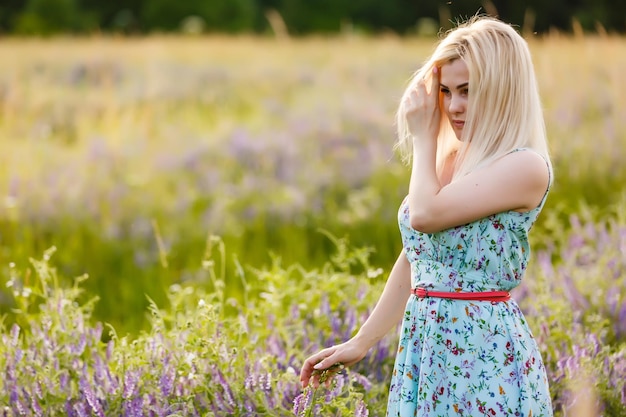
299;339;369;388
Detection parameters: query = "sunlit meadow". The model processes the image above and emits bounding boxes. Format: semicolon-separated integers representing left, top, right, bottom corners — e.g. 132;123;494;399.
0;32;625;415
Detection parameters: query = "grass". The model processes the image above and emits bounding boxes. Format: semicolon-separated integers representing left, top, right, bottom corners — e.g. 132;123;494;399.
0;32;624;336
0;31;624;415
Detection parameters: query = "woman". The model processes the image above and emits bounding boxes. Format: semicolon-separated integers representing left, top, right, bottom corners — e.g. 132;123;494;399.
300;16;553;416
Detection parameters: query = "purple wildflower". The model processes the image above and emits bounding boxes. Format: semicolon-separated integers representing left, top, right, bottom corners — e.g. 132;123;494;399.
59;372;69;391
31;398;43;417
91;322;103;341
350;372;373;391
93;356;106;385
355;400;369;417
123;396;143;417
64;399;74;417
617;301;626;339
73;402;89;417
215;369;236;409
10;324;20;347
123;370;139;400
33;379;43;400
105;340;114;361
292;388;312;416
160;366;175;397
80;377;104;417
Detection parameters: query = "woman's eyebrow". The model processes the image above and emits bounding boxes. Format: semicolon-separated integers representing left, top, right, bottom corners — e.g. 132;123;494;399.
439;82;469;90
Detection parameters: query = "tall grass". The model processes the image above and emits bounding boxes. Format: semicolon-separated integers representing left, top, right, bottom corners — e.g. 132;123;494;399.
0;33;625;336
1;217;624;415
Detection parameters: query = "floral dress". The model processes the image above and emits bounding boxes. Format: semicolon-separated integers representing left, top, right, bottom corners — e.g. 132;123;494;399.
386;161;553;416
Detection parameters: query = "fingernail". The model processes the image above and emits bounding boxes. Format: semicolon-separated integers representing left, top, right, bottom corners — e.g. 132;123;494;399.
433;66;438;74
313;363;322;369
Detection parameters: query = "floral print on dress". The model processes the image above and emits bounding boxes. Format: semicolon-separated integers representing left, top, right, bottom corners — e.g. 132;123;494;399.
387;151;553;417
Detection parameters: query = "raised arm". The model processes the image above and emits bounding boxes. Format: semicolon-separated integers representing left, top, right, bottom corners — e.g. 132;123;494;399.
299;250;411;388
408;148;550;233
404;66;550;234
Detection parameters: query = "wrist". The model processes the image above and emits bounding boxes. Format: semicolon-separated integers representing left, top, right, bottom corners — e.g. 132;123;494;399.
411;134;437;148
352;330;379;352
412;138;437;158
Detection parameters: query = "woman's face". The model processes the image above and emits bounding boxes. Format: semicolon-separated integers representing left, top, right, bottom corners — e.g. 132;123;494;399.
439;59;469;140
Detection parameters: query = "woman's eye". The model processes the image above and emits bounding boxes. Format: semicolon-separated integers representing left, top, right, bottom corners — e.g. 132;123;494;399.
440;88;450;96
461;89;469;96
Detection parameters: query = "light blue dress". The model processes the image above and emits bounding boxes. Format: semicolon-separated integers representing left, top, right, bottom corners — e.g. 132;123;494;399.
386;151;553;416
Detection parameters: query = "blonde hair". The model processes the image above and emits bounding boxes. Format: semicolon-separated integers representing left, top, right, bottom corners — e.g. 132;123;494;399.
395;16;552;181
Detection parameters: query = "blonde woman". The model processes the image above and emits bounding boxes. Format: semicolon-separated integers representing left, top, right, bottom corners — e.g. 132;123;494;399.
300;16;554;416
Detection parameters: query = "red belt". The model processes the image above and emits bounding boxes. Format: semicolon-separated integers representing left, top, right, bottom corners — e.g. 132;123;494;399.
411;287;511;302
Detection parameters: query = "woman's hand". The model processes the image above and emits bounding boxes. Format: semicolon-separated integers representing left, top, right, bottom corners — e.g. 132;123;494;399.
404;66;441;144
299;339;369;388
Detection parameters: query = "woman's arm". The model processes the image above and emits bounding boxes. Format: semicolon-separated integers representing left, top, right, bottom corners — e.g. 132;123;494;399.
351;252;412;350
300;251;411;388
404;67;550;234
408;148;550;233
404;68;550;234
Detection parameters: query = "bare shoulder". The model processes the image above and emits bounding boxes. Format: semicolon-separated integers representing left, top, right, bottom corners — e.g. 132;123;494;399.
493;149;549;180
413;148;550;232
491;149;550;210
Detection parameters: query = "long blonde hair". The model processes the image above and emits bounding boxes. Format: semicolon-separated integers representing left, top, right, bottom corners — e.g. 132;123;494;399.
395;16;552;181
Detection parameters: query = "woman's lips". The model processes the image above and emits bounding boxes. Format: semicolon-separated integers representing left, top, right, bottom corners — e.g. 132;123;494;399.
452;120;465;128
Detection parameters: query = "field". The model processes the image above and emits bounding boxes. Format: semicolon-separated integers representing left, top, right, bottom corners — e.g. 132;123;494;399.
0;32;625;415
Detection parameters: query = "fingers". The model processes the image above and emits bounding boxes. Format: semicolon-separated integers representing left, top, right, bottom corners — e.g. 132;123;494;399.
299;347;336;388
417;67;439;101
299;341;366;389
299;358;317;388
302;361;346;389
319;363;346;388
407;69;438;110
313;351;340;371
431;65;439;93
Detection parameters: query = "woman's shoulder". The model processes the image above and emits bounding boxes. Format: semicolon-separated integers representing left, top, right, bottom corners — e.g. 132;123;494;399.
506;147;549;162
496;149;551;211
500;148;551;183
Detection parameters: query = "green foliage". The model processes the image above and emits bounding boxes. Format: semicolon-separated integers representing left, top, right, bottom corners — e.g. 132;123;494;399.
0;34;625;413
517;213;626;415
0;235;394;415
0;35;625;336
1;216;625;414
1;0;626;34
141;0;257;32
14;0;96;34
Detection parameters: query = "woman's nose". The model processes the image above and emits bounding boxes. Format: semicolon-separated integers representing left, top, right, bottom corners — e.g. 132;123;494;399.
448;95;464;114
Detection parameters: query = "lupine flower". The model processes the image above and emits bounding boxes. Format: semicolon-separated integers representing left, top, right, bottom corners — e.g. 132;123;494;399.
2;216;626;415
355;400;369;417
123;371;140;400
292;388;313;416
160;366;175;397
80;377;105;417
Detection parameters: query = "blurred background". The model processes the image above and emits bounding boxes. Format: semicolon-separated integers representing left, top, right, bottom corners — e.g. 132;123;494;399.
0;0;624;334
0;0;625;414
0;0;625;36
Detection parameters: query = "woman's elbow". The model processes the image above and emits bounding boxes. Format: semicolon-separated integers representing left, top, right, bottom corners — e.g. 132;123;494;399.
409;213;438;234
